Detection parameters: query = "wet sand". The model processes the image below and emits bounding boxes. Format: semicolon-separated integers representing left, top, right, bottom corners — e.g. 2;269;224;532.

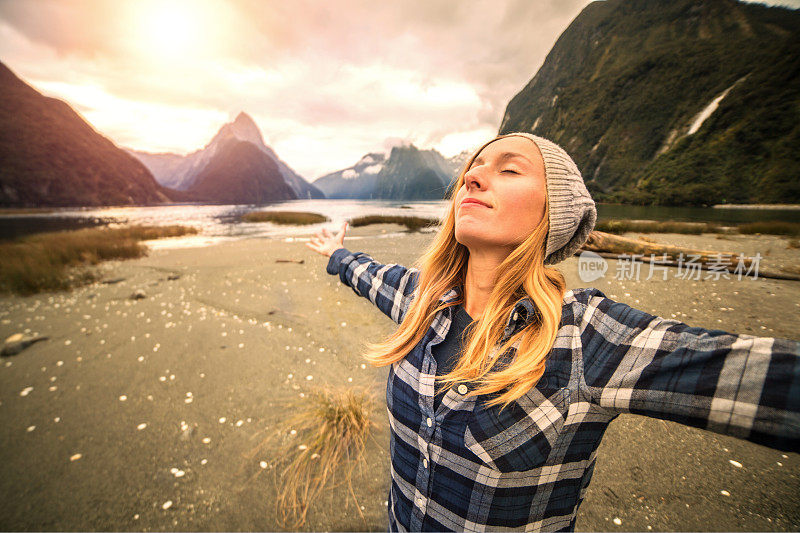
0;225;798;531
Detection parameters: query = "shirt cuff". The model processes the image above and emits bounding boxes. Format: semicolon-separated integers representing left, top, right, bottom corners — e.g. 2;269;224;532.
326;247;351;275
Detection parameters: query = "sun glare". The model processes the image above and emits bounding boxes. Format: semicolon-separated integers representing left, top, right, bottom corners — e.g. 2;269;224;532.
130;0;210;62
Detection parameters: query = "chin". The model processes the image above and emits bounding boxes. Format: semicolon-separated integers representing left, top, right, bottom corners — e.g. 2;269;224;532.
455;228;489;249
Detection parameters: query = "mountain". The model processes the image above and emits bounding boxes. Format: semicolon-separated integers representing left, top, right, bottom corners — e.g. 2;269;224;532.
448;150;473;177
127;112;324;200
314;145;456;199
313;152;385;198
0;61;181;207
186;136;296;204
498;0;800;206
375;145;453;199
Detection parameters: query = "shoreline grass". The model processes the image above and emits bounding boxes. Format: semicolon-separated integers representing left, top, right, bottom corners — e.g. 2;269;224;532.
735;221;800;237
0;207;58;215
241;211;329;225
596;218;800;237
246;386;375;529
0;224;198;296
349;215;439;232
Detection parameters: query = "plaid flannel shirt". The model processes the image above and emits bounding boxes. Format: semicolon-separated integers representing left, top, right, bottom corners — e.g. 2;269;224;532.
326;248;800;532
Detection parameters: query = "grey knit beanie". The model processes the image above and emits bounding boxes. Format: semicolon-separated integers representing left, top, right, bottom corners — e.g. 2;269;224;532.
500;132;597;265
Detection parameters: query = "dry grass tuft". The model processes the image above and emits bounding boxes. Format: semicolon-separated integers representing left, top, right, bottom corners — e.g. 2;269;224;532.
0;224;197;295
349;215;439;232
241;211;329;225
245;386;376;529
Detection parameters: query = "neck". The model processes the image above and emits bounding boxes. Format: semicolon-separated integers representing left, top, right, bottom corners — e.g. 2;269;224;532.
463;247;510;319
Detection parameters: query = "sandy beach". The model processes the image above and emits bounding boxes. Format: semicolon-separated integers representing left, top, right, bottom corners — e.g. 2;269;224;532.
1;224;798;532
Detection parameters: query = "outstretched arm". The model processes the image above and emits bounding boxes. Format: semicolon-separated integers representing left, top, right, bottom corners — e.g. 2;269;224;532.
306;221;419;324
577;288;800;452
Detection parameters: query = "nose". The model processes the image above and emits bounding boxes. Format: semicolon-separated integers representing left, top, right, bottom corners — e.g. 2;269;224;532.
463;166;485;191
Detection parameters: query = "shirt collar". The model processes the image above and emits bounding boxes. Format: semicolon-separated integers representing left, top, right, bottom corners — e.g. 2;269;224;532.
437;286;536;340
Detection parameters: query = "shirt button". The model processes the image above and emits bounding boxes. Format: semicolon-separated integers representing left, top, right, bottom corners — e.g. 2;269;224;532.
458;384;468;395
416;497;424;507
426;417;433;427
512;311;519;321
423;458;428;468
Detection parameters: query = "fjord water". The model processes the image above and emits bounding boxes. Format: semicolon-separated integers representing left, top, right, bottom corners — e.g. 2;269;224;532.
1;200;798;247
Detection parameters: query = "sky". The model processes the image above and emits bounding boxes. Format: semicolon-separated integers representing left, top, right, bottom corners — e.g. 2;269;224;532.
1;0;797;181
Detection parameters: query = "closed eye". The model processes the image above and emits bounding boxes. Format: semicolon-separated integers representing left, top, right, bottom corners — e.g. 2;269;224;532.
502;169;520;174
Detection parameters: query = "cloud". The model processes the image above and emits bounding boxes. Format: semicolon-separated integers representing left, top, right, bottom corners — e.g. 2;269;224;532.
5;0;793;179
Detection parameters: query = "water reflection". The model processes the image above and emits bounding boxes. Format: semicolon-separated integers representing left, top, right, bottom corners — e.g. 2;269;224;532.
1;200;797;249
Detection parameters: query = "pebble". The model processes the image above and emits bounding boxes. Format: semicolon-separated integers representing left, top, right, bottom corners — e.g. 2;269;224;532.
174;470;185;478
138;356;144;362
162;500;173;510
259;461;268;469
298;444;308;450
613;518;622;526
219;417;226;423
235;420;243;427
27;425;36;432
159;376;166;382
70;453;82;461
306;375;313;381
54;417;60;423
729;460;743;468
119;395;127;401
202;437;211;444
20;386;33;397
137;423;147;430
201;459;207;465
720;490;731;497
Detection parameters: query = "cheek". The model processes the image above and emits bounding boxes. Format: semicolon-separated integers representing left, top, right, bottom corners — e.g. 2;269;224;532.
502;185;545;229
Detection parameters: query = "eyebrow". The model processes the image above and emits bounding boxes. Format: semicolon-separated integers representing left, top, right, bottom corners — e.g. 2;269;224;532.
471;151;532;167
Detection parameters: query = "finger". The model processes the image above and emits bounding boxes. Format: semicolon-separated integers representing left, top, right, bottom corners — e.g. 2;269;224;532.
337;221;348;243
322;228;332;238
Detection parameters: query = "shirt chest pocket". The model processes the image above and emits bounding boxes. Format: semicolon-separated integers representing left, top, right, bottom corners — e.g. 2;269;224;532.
463;386;571;473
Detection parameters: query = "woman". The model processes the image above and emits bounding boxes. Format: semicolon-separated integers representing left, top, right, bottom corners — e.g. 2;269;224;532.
306;132;800;532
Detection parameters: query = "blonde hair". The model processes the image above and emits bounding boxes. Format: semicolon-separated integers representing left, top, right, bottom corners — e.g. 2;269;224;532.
363;134;567;409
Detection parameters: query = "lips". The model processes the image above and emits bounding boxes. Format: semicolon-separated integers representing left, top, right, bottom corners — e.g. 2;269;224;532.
460;198;491;208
